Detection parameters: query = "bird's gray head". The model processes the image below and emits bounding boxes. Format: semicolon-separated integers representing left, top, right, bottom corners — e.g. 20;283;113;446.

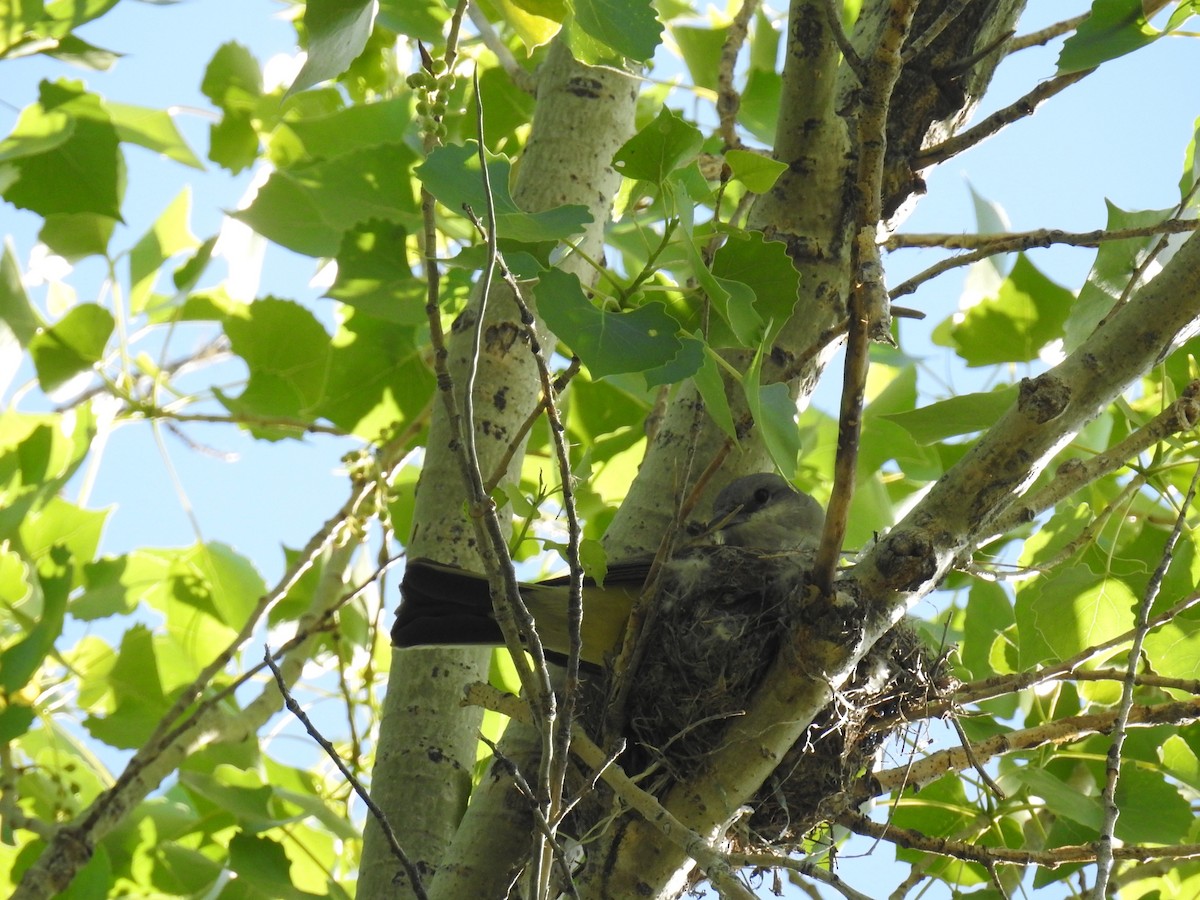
710;473;825;551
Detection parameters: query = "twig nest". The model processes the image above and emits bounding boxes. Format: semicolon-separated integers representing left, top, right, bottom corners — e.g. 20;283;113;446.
614;545;948;853
622;545;818;780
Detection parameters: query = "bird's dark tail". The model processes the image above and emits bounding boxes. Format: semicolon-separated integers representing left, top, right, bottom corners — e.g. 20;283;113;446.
392;558;503;648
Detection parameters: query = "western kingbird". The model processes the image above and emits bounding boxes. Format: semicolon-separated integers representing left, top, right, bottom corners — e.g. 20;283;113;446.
391;473;825;665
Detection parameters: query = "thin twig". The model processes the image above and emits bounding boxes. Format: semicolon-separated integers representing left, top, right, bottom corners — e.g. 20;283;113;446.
901;0;973;62
915;68;1090;168
884;218;1199;251
265;650;428;900
839;809;1200;868
815;0;918;593
1005;14;1087;54
888;219;1200;299
716;0;759;149
821;0;867;82
1092;462;1200;899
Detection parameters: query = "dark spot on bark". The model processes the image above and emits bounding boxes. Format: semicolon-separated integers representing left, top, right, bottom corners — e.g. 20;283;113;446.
493;387;508;411
875;529;937;591
1017;373;1070;424
484;321;522;354
566;77;603;99
427;746;444;763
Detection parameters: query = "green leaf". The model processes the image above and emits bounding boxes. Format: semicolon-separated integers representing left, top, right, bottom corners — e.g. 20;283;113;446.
1142;601;1200;679
416;142;591;244
376;0;450;43
946;254;1073;366
1;238;44;345
960;579;1018;682
1015;564;1136;668
29;303;114;391
737;67;780;144
40;32;120;71
202;42;263;173
612;107;703;184
237;143;420;256
2;80;124;220
671;23;728;91
227;833;300;894
0;101;73;164
1064;203;1173;352
692;343;737;441
743;342;801;479
1;0;46;57
291;0;378;94
326;221;427;324
38;212;115;260
724;149;786;193
1114;764;1194;843
83;623;167;748
882;386;1018;445
201;41;262;108
710;229;798;342
1006;766;1102;829
320;309;435;440
129;189;200;314
574;0;662;61
21;496;106;588
1058;0;1159;74
208;109;260;173
536;269;683;379
642;334;703;386
0;546;70;694
107;101;204;169
220;298;332;422
271;97;412;165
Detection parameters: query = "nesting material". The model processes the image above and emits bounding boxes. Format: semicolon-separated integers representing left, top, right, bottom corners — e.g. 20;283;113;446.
613;544;948;853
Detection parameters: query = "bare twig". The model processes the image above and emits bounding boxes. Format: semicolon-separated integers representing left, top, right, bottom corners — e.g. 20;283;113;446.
265;650;428;900
1092;462;1200;899
915;69;1091;168
822;0;868;83
716;0;759;149
888;219;1200;299
901;0;972;62
816;0;918;593
1005;14;1087;54
839;809;1200;868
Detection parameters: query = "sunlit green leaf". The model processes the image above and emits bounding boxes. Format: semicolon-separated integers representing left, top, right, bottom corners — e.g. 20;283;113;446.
320;309;435;440
107;101;203;168
0;239;44;345
2;80;124;220
29;302;114;391
219;297;331;422
945;254;1073;366
291;0;377;94
574;0;662;61
1015;564;1136;668
237;143;420;256
1058;0;1159;74
326;220;427;324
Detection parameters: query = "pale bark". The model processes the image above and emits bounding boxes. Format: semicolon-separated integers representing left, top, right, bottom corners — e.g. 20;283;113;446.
363;36;638;897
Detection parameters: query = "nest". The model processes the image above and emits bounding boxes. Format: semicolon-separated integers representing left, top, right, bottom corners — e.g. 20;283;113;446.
606;544;949;854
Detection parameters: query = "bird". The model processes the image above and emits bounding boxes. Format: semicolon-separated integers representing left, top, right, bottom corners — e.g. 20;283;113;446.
391;473;825;666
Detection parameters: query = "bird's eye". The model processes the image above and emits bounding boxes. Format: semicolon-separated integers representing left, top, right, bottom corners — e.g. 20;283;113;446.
754;487;771;504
